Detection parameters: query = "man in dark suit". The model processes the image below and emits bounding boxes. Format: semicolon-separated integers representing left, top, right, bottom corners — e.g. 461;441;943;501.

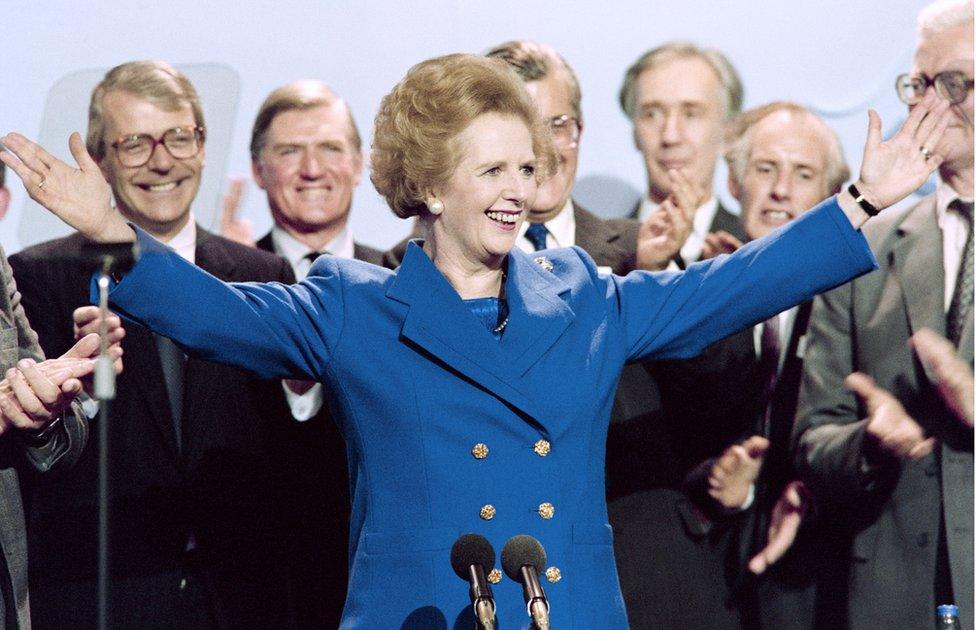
246;80;382;629
10;60;297;630
677;102;852;630
384;41;646;274
609;41;750;629
619;41;748;261
794;2;974;627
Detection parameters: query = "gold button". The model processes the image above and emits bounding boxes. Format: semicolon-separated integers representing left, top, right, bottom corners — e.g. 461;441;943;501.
471;443;489;459
533;440;551;457
545;567;562;583
487;568;503;584
538;502;555;519
480;504;496;520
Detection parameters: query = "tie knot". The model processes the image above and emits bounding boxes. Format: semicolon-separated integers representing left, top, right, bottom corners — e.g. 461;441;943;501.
304;251;325;264
950;199;974;225
525;223;549;252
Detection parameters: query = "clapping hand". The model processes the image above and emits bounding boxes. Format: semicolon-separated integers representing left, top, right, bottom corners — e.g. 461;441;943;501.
0;333;121;434
636;170;702;270
847;372;937;460
0;132;133;243
219;176;256;247
911;328;973;427
707;435;769;510
748;480;810;575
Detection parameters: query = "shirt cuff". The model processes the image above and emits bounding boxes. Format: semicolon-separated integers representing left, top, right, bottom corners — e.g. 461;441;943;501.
282;381;323;421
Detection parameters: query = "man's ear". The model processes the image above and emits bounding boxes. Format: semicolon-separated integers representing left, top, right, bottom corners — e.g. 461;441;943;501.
727;170;742;202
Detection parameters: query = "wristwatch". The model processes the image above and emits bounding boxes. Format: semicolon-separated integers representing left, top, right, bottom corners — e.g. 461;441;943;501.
848;183;880;217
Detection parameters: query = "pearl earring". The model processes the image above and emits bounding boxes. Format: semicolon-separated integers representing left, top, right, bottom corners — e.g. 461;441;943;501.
428;199;444;215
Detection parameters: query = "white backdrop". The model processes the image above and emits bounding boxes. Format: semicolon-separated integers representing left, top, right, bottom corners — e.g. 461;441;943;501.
1;0;931;254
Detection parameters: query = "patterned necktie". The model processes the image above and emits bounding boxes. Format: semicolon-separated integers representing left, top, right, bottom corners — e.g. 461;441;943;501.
947;199;974;346
759;316;781;437
525;223;549;252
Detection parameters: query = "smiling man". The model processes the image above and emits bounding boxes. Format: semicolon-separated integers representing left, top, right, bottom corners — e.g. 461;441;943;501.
246;80;382;629
9;60;297;629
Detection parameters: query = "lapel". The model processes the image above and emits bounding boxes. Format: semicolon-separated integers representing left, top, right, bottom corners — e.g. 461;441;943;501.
709;201;747;242
386;242;575;428
255;231;274;255
127;320;182;459
890;198;948;383
573;202;629;271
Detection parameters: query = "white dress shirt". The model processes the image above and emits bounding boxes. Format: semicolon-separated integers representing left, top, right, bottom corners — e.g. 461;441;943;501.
936;179;974;311
271;224;357;419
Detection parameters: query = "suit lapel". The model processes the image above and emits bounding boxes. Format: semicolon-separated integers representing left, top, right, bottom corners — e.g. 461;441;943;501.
386;242;574;427
709;202;747;242
891;198;946;347
573;202;629;270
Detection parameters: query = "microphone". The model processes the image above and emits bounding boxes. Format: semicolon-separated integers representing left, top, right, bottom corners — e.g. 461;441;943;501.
501;535;549;630
450;534;497;630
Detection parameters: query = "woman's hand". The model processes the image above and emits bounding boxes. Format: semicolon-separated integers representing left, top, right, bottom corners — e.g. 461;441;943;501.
854;92;951;210
0;132;133;243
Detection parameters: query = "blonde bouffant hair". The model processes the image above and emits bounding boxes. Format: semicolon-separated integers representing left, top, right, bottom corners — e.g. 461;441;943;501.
370;53;556;219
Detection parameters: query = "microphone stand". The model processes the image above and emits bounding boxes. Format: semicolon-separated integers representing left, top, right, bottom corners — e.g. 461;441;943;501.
94;263;118;630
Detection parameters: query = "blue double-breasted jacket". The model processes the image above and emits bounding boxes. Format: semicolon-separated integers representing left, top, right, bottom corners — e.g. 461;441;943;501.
101;198;875;628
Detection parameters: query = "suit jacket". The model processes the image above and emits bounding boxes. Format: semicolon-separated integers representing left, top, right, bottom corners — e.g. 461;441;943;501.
794;195;974;630
103;198;874;629
255;229;382;629
10;228;296;630
608;200;750;629
0;249;87;630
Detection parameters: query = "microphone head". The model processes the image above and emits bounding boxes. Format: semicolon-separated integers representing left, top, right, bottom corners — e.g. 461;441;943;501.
450;534;496;580
501;535;547;581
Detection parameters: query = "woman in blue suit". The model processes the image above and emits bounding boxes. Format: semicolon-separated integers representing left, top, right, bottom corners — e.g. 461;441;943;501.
2;55;950;629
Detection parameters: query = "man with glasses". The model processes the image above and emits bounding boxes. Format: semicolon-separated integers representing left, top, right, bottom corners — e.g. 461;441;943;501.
794;0;974;627
9;60;296;629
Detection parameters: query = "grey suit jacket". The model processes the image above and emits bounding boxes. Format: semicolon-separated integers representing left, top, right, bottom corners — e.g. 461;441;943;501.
0;248;86;630
794;195;974;630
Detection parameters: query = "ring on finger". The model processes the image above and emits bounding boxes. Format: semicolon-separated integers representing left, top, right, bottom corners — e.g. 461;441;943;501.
920;146;933;160
37;178;46;189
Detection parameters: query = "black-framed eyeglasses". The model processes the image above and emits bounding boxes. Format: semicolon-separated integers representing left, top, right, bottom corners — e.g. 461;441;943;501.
110;125;206;167
895;71;974;105
548;115;580;149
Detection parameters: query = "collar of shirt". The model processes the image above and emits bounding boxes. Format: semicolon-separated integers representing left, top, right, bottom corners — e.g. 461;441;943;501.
163;212;197;264
516;197;576;253
935;179;973;311
272;224;354;280
638;195;719;264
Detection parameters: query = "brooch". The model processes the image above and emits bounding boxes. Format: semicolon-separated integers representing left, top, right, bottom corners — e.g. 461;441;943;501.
534;256;554;272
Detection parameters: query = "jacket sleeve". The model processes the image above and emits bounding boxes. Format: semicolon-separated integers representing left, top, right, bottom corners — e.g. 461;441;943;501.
613;197;877;363
99;226;344;381
1;250;88;472
791;280;899;505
